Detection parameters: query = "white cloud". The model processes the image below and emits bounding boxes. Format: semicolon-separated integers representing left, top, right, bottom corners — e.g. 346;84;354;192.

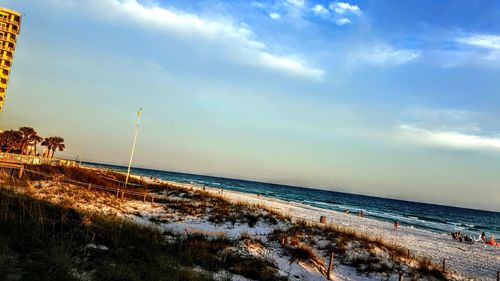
286;0;305;8
457;34;500;50
269;12;281;19
399;124;500;152
257;53;325;78
329;2;361;15
454;34;500;65
357;44;421;66
335;18;351;25
312;4;329;16
65;0;324;79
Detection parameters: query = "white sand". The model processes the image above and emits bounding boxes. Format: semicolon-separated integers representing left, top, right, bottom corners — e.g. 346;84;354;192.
15;178;499;280
162;180;500;280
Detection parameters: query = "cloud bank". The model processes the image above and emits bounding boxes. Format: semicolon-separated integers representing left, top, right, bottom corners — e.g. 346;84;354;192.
74;0;325;79
355;44;421;66
399;124;500;152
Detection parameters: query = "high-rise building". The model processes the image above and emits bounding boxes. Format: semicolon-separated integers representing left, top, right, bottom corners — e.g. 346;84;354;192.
0;7;21;113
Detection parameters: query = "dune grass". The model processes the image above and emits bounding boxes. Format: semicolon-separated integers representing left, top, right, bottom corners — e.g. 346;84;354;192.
0;182;285;281
3;165;453;280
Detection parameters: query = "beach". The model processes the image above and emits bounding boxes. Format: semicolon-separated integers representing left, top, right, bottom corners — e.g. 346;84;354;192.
158;180;500;280
7;166;499;280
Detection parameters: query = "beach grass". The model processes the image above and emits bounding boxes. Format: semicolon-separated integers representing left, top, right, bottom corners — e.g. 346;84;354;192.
0;182;285;281
0;165;455;280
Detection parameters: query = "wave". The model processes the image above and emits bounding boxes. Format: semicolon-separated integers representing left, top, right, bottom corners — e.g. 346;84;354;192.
83;162;500;238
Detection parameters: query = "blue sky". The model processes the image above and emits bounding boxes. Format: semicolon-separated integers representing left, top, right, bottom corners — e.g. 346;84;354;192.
1;0;500;211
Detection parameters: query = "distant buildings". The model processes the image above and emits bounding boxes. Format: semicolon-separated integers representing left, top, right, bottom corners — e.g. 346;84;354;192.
0;7;21;113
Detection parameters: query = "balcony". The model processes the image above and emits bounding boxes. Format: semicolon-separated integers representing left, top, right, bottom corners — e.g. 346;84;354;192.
0;45;13;52
0;25;17;34
0;37;15;43
0;17;19;26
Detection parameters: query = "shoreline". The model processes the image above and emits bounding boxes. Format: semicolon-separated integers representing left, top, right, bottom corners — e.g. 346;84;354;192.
153;178;500;280
88;162;498;238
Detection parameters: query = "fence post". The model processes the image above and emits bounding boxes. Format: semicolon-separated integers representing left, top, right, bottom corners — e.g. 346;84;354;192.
407;249;410;259
121;191;124;200
116;189;120;197
151;196;154;205
327;252;334;280
442;258;446;273
399;272;404;281
143;193;147;202
18;166;24;179
497;271;499;281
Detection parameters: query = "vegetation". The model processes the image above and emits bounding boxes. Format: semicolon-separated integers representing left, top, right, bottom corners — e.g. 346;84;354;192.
0;166;453;280
41;137;66;158
0;126;65;157
268;221;448;280
0;170;286;281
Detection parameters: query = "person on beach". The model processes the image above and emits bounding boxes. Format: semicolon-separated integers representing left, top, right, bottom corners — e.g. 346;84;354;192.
481;232;486;242
486;235;500;247
394;220;399;231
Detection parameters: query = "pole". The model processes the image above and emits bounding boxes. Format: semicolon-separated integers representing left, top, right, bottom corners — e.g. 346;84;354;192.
124;108;141;189
327;252;334;280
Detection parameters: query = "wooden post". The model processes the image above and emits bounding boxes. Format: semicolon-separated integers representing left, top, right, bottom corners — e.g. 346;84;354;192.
399;272;403;281
497;271;499;281
151;196;154;204
116;189;120;197
442;258;446;273
327;252;334;280
143;193;147;202
121;191;124;200
407;249;410;259
18;166;23;179
88;183;91;190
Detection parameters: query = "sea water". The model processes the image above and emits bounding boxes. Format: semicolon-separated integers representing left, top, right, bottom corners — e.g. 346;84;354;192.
83;162;500;238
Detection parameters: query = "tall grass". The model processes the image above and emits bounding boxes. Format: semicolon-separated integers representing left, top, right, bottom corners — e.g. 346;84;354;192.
0;185;284;281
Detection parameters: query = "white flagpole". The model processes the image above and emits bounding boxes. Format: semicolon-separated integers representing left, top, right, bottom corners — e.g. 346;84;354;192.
125;108;142;189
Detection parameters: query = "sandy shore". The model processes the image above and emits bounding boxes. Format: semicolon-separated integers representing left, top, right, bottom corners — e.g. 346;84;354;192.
160;180;500;280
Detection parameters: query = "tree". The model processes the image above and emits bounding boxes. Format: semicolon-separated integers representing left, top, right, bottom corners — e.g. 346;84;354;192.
31;135;43;156
19;127;40;155
50;137;65;158
41;137;51;158
0;130;23;153
42;137;65;158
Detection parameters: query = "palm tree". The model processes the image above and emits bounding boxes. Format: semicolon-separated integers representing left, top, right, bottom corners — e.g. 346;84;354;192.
0;130;23;153
41;137;65;158
18;127;39;155
41;137;51;158
30;135;43;156
50;137;65;158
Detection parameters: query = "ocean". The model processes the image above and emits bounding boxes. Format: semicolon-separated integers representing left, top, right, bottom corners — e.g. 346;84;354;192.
83;162;500;238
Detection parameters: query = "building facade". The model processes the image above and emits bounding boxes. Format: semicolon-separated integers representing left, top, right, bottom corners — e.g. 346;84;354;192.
0;8;21;113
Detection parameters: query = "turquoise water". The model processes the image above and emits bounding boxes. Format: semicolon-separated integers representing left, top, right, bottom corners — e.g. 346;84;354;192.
84;162;500;237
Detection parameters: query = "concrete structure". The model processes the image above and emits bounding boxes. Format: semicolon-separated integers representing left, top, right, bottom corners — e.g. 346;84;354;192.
0;8;21;113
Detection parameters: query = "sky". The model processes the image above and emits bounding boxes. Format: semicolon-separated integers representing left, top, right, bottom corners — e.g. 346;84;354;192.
0;0;499;211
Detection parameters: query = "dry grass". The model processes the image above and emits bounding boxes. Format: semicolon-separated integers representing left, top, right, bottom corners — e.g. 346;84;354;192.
268;219;449;279
7;165;452;280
